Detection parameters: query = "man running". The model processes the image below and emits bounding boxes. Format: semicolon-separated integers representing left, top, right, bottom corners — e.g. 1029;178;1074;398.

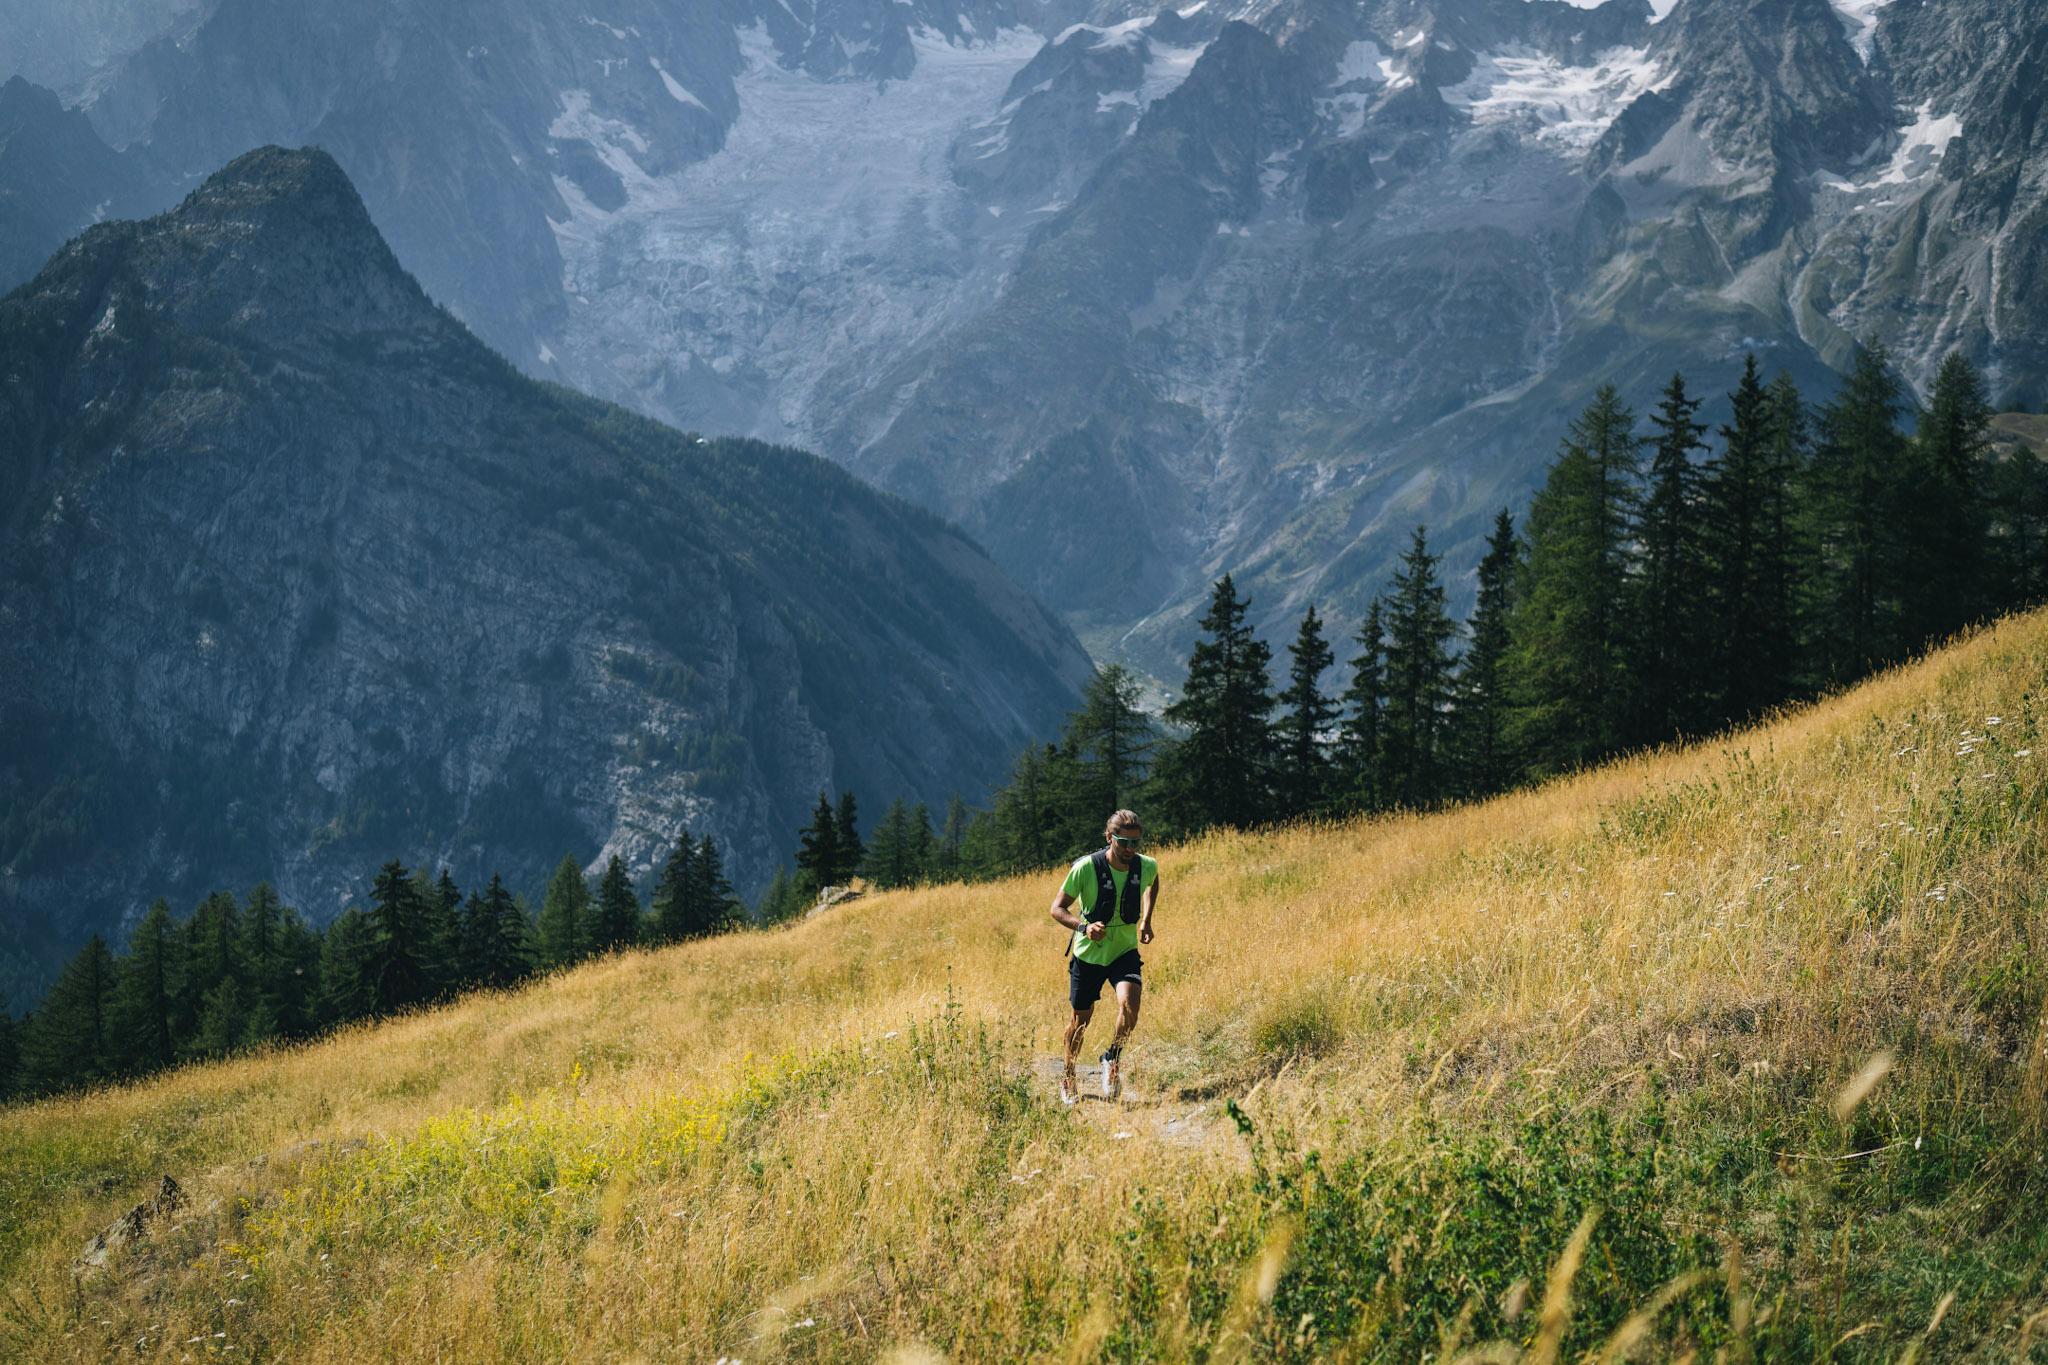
1049;808;1158;1104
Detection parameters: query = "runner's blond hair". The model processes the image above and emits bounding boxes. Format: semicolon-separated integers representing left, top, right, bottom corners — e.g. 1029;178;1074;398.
1104;809;1141;843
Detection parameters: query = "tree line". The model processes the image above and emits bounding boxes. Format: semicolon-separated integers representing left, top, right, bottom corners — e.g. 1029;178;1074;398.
769;346;2044;890
0;829;744;1101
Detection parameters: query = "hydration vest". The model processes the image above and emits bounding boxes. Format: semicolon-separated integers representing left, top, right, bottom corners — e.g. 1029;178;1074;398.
1067;849;1144;959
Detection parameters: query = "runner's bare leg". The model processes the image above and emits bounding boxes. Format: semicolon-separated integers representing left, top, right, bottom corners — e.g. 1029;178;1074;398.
1063;1007;1092;1098
1112;980;1142;1053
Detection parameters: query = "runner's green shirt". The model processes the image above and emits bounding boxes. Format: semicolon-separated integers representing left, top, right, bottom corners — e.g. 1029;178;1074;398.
1063;853;1156;965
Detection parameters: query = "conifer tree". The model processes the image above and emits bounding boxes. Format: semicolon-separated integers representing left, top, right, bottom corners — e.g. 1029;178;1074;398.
1903;351;1993;642
1803;342;1910;682
111;900;179;1076
756;865;803;924
20;936;113;1092
592;854;642;953
652;829;698;942
1066;665;1156;827
178;891;243;1034
269;906;321;1038
417;869;462;998
1160;573;1276;832
1454;510;1521;797
535;854;592;969
239;882;294;1027
906;803;936;882
1337;598;1387;812
1753;371;1809;709
316;907;378;1028
1380;528;1458;807
691;835;740;934
1637;370;1714;740
461;874;529;989
863;800;913;888
794;794;840;894
935;796;970;883
367;859;432;1012
996;744;1063;870
1508;385;1643;775
833;791;864;884
191;976;249;1059
1990;434;2048;607
1275;604;1337;819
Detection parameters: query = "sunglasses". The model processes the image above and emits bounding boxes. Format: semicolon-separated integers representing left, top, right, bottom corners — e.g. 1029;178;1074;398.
1112;833;1142;847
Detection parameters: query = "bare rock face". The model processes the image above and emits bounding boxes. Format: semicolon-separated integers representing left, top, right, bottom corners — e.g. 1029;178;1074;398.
77;1175;185;1272
0;147;1092;1003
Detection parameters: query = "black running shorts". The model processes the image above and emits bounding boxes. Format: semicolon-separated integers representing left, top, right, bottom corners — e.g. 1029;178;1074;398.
1069;948;1143;1011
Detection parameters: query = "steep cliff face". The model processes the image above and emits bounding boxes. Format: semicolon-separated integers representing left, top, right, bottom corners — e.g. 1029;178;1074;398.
0;147;1092;1004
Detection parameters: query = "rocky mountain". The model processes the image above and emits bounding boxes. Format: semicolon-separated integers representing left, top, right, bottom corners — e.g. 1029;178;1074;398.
0;147;1093;1007
1;0;2041;651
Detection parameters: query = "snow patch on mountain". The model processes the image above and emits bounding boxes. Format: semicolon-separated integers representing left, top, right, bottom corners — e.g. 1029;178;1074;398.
1319;40;1388;137
1830;0;1892;63
650;58;709;112
545;22;1047;442
1874;102;1961;183
1442;46;1664;153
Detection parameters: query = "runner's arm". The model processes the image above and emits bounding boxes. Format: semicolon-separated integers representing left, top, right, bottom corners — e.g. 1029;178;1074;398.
1140;872;1160;943
1051;890;1102;939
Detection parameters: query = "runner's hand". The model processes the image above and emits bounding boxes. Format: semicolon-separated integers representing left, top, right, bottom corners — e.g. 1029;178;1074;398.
1139;921;1153;945
1084;921;1106;942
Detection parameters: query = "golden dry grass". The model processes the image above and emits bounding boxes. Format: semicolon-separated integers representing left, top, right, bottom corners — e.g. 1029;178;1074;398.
3;609;2046;1361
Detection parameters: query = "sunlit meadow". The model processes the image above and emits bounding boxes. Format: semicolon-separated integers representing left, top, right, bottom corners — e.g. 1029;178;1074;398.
3;609;2046;1361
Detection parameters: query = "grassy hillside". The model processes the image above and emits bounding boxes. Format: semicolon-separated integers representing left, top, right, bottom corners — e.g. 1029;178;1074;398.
4;610;2046;1361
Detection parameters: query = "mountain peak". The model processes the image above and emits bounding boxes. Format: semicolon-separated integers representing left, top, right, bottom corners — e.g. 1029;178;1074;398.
132;145;439;347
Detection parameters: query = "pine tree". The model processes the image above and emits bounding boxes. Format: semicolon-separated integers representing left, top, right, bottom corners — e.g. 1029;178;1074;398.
239;882;289;1031
1990;434;2048;608
1380;527;1458;807
1508;385;1644;775
178;890;243;1036
316;907;378;1028
1066;665;1156;827
691;835;740;934
1274;604;1337;819
906;803;936;883
111;900;179;1076
863;800;913;889
1454;510;1520;797
935;796;970;883
417;869;462;998
1754;371;1809;710
1160;574;1277;832
1803;342;1910;683
592;855;642;953
757;865;804;924
535;854;592;969
191;976;248;1059
833;791;864;885
1902;352;1993;643
19;936;114;1092
1637;371;1714;740
269;906;321;1038
794;794;840;895
651;829;698;943
1336;598;1387;812
367;859;432;1012
461;874;529;989
995;745;1064;871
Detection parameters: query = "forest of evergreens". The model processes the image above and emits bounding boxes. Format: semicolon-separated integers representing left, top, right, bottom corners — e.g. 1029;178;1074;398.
766;346;2046;897
0;833;741;1101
